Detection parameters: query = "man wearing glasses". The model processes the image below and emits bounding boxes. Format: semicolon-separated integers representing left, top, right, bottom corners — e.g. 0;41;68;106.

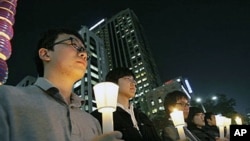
162;90;200;141
0;28;122;141
91;67;161;141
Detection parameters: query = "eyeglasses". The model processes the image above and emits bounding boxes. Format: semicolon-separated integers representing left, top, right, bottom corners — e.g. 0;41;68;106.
176;102;190;107
49;37;91;60
122;77;137;85
195;113;205;117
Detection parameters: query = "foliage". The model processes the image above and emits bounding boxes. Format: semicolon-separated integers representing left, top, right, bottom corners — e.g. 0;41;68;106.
203;93;237;116
190;93;250;124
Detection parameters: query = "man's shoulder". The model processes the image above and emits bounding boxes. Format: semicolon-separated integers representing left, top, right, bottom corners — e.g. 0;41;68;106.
0;84;37;97
0;85;23;93
0;84;17;89
0;84;35;90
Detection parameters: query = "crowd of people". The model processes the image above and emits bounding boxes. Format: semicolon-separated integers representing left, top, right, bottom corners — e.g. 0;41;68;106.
0;27;231;141
162;91;230;141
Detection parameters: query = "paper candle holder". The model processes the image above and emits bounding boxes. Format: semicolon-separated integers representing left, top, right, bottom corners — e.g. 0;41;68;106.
93;82;119;133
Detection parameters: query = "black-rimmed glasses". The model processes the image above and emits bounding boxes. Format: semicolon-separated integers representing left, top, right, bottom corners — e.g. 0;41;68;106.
49;37;91;60
176;102;190;107
122;77;137;85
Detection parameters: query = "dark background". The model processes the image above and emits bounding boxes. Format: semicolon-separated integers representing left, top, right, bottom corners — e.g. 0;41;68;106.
6;0;250;114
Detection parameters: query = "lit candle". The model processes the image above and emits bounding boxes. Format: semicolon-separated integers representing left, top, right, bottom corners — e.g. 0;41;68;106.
170;109;186;140
176;126;186;140
93;82;119;133
102;111;113;133
224;117;231;137
235;116;242;125
215;115;225;139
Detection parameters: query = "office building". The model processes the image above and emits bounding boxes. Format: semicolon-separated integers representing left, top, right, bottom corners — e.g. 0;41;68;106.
90;8;162;108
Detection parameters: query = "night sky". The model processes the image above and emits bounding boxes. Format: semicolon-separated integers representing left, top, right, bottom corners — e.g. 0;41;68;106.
6;0;250;114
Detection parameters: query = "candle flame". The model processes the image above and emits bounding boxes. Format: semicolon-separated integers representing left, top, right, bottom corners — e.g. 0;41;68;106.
173;108;178;112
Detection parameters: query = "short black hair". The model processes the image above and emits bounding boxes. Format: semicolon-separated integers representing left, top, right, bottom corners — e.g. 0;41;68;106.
105;67;135;84
34;27;84;77
163;90;189;118
186;106;204;128
204;112;215;125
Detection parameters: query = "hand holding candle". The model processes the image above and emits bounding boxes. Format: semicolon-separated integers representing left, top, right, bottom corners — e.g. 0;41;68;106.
93;82;119;133
215;115;225;139
170;109;186;140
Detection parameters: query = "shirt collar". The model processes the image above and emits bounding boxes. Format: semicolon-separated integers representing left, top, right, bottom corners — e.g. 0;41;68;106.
34;77;84;107
34;77;55;91
117;102;134;110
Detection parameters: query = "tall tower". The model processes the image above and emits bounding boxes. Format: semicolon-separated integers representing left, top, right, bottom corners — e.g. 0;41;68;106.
91;8;162;107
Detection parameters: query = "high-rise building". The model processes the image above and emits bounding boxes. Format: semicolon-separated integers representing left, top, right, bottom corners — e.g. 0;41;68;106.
90;8;162;108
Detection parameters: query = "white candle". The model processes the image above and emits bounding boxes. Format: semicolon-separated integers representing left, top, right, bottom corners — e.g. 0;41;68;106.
93;82;119;133
102;112;113;133
224;117;231;137
176;126;186;140
218;126;224;139
170;110;185;126
235;116;242;125
170;109;186;140
215;115;225;138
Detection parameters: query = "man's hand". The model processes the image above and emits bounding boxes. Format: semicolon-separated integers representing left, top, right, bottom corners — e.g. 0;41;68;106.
92;131;124;141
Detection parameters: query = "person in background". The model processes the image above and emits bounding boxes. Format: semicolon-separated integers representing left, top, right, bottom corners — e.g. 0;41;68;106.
161;90;200;141
203;112;220;138
91;67;161;141
0;28;123;141
186;107;228;141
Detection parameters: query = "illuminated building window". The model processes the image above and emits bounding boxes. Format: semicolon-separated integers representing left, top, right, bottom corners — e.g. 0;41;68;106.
151;100;155;106
159;106;165;110
158;98;162;103
152;109;157;114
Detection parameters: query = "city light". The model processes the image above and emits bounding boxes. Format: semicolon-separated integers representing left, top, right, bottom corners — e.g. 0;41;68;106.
211;96;217;100
195;97;206;113
89;18;105;31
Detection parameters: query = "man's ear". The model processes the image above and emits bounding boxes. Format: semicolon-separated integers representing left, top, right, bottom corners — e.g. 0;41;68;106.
38;48;50;61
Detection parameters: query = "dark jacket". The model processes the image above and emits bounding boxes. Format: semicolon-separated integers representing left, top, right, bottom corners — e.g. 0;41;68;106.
202;125;219;138
91;107;161;141
188;126;215;141
161;119;200;141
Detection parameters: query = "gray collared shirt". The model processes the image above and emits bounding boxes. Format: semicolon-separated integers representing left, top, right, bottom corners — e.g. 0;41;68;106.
0;77;102;141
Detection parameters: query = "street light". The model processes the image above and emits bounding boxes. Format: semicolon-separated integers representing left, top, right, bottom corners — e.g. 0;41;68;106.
210;95;218;106
211;96;217;100
196;97;206;113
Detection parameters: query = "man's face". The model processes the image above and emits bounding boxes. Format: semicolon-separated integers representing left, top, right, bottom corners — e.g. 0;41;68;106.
193;112;205;128
208;114;217;126
42;34;89;81
117;75;137;99
171;97;190;119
